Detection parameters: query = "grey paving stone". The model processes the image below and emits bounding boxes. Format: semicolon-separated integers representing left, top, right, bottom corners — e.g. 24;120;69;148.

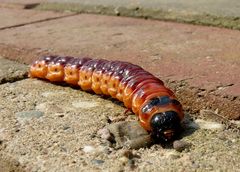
0;78;239;171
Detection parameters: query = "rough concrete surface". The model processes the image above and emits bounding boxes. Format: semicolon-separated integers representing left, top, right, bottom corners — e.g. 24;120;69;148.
37;0;240;30
0;72;239;171
3;0;240;17
48;0;240;18
2;0;240;17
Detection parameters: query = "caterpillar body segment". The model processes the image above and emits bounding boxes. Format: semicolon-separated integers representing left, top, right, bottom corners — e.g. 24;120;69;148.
64;57;91;85
29;56;184;142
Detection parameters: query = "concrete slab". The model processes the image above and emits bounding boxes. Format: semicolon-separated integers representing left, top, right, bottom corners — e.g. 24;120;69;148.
36;0;240;30
0;7;73;30
0;78;239;171
2;0;240;18
0;56;28;84
46;0;240;17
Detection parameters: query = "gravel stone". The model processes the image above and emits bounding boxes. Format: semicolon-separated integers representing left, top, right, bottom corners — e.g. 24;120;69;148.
91;159;104;165
82;145;96;153
173;140;191;152
195;119;225;130
107;121;153;149
97;128;115;142
16;110;44;123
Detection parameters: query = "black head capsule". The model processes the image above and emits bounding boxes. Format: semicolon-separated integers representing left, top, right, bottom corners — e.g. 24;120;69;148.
150;111;181;142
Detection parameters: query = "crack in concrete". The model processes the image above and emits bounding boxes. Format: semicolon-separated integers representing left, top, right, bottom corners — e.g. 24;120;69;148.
23;3;40;10
198;84;239;101
0;13;79;31
0;57;29;85
216;83;235;90
0;73;28;85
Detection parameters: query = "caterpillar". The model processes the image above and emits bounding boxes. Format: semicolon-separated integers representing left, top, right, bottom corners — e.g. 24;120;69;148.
29;56;184;142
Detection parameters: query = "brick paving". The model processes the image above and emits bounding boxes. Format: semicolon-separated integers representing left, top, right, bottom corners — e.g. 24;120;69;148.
0;4;240;119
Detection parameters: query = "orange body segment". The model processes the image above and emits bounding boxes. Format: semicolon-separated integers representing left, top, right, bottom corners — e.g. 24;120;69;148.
46;63;65;82
107;76;121;98
100;73;111;95
116;82;126;101
29;61;48;79
78;70;93;91
131;85;173;115
123;79;163;109
91;71;104;94
64;66;79;85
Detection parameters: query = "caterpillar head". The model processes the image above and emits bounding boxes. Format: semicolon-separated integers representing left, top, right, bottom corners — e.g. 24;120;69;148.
150;111;181;142
141;96;183;142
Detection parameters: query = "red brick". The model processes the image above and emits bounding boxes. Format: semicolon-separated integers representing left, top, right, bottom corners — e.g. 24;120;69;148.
0;8;70;29
0;12;239;119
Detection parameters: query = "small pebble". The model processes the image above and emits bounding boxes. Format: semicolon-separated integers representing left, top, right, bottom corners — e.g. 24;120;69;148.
128;159;136;169
16;110;44;119
63;126;70;130
57;114;64;118
16;110;44;123
166;151;180;159
173;140;191;152
96;146;111;154
72;101;100;109
91;159;104;165
82;145;95;153
97;128;115;142
168;153;180;160
122;150;134;159
41;91;66;97
119;157;129;165
195;119;224;130
107;121;152;149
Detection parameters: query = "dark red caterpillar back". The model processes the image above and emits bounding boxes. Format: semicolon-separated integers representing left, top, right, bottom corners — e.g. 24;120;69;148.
29;56;184;142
